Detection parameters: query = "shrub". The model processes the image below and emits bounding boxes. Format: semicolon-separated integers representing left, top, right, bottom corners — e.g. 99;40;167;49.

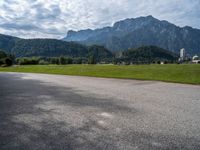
49;58;60;65
39;60;49;65
73;58;83;64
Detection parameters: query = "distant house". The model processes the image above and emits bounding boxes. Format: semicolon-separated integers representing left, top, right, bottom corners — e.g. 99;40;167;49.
192;55;200;64
178;48;187;63
180;48;186;61
160;61;165;65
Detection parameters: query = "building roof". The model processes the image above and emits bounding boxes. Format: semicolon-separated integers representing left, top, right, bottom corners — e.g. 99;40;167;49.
193;55;199;60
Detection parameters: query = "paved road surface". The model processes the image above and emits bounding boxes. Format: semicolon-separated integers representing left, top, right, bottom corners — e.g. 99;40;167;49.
0;72;200;150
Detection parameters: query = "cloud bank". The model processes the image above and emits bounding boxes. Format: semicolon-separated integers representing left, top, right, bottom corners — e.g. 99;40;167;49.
0;0;199;38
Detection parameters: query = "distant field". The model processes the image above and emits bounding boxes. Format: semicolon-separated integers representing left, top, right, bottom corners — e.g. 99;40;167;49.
0;64;200;84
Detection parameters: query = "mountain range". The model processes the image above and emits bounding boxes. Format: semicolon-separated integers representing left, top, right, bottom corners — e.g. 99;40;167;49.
63;15;200;55
0;15;199;60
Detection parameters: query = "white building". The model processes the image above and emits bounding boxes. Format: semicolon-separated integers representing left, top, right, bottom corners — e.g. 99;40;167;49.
180;48;186;61
192;55;200;64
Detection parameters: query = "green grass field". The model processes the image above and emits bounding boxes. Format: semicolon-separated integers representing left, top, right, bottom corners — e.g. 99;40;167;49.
0;64;200;84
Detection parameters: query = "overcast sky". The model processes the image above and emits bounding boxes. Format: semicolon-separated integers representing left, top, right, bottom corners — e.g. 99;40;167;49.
0;0;199;39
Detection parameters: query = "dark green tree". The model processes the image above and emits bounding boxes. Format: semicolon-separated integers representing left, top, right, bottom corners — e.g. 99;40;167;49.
59;56;67;65
88;55;96;64
4;57;13;66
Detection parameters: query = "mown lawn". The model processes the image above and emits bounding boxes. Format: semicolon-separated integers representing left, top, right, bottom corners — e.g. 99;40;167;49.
0;64;200;84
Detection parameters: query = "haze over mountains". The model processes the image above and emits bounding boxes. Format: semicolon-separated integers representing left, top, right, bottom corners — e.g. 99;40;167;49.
63;16;200;55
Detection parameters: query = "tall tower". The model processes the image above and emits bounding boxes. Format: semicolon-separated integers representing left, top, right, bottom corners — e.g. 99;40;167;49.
180;48;186;61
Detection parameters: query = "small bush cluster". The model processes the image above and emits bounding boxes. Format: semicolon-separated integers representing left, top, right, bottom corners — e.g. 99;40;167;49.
16;57;39;65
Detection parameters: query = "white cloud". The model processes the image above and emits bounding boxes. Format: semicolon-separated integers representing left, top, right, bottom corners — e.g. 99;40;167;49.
0;0;199;38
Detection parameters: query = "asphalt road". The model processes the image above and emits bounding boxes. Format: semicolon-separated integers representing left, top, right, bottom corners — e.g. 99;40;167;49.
0;72;200;150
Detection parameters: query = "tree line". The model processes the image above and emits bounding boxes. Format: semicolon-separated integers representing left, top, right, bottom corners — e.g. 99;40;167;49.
1;45;179;66
16;56;111;65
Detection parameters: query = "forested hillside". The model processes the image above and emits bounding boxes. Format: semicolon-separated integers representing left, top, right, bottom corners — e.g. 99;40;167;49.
117;46;178;63
0;34;113;61
11;39;89;57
